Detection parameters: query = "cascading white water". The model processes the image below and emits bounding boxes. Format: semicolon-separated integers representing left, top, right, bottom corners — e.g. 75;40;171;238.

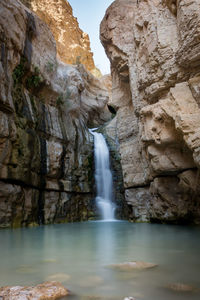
89;129;116;221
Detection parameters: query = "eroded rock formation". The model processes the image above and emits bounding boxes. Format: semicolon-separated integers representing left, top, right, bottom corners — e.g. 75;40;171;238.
101;0;200;223
0;0;111;228
20;0;101;77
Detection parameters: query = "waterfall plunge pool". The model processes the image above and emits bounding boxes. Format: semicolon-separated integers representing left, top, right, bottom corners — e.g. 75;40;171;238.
0;221;200;300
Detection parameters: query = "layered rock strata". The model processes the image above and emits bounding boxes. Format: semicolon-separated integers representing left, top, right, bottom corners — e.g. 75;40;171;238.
0;0;111;228
101;0;200;223
20;0;101;77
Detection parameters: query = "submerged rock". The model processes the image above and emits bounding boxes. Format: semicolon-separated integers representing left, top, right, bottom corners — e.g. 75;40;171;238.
79;275;104;287
16;264;37;274
81;296;117;300
107;261;157;271
41;259;57;263
0;281;69;299
46;273;71;283
167;283;196;293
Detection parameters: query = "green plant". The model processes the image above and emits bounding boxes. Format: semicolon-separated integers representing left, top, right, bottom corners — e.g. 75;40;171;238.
45;61;54;73
26;66;43;89
12;57;27;85
26;75;40;88
56;88;72;108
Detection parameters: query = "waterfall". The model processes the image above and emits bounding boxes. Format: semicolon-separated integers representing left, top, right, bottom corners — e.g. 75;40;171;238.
89;129;116;221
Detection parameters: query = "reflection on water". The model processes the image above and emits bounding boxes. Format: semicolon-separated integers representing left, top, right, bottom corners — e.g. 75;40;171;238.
0;222;200;300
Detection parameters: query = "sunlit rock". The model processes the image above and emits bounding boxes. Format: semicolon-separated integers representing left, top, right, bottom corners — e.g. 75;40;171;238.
20;0;101;76
0;281;69;299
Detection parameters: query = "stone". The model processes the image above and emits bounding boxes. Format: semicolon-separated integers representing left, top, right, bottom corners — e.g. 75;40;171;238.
81;296;116;300
46;273;71;283
167;283;196;293
41;259;57;263
0;0;111;228
108;261;157;271
125;187;152;222
16;265;37;274
0;281;69;299
100;0;200;224
20;0;101;76
149;177;196;223
79;276;104;288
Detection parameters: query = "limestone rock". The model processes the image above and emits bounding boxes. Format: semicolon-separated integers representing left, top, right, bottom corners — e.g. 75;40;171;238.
81;296;117;300
0;0;111;227
46;273;71;283
0;281;69;299
100;0;200;224
79;276;104;288
125;187;152;222
20;0;101;76
149;177;197;223
108;261;157;271
167;283;196;293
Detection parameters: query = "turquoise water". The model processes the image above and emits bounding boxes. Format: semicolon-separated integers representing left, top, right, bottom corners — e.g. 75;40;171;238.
0;221;200;299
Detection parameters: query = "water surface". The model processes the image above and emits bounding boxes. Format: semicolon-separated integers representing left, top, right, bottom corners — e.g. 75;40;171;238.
0;222;200;299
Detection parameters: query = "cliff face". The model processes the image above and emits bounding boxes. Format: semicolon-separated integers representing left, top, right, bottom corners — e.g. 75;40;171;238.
20;0;101;77
101;0;200;224
0;0;111;228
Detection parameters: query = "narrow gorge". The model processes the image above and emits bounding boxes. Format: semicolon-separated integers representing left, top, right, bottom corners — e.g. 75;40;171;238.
0;0;200;299
1;0;200;228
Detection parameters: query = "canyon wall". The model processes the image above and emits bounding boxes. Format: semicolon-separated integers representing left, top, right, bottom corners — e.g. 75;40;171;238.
20;0;101;77
101;0;200;224
0;0;111;228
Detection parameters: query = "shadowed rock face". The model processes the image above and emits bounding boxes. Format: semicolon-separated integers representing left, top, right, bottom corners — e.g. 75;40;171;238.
100;0;200;224
20;0;102;77
0;0;111;228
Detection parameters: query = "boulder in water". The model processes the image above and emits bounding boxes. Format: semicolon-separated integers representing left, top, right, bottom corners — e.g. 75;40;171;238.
107;261;157;271
0;281;69;299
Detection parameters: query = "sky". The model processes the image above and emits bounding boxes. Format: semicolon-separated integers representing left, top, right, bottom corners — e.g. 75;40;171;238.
68;0;114;75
